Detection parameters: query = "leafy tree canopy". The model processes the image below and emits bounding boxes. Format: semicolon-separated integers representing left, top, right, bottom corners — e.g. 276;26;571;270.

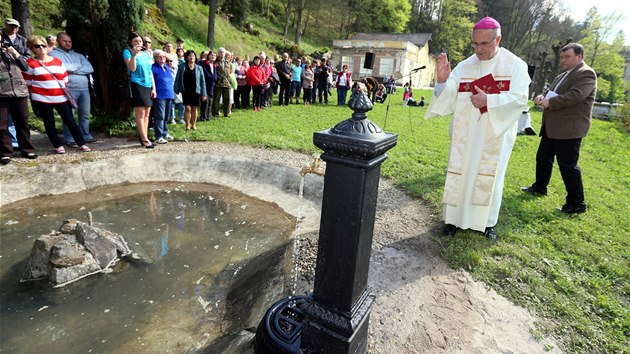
435;0;477;63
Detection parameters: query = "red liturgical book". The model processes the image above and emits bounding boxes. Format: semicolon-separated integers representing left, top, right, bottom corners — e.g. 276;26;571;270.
458;74;510;114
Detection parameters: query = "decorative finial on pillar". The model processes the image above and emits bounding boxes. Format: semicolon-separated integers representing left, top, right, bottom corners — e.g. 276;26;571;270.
346;85;373;121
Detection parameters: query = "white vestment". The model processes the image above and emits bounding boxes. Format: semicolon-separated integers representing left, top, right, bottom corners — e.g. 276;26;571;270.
517;108;532;133
426;48;530;231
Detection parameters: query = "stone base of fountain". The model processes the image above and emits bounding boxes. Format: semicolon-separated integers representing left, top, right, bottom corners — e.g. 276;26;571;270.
21;219;145;287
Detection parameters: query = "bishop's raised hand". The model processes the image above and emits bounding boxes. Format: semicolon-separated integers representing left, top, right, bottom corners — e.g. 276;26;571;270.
436;53;451;83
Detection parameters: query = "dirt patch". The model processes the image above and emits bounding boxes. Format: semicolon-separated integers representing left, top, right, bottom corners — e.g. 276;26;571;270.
295;181;560;353
367;183;559;353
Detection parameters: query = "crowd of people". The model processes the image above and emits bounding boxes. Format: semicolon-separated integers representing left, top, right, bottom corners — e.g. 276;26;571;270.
2;20;411;161
1;18;98;164
121;31;389;148
121;31;440;148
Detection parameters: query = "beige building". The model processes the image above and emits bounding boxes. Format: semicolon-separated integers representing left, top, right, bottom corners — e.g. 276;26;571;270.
331;33;437;87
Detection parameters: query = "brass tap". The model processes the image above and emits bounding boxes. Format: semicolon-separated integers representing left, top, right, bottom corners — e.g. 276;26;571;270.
300;155;325;177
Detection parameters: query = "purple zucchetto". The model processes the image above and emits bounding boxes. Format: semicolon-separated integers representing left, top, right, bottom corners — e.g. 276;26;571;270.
473;16;501;30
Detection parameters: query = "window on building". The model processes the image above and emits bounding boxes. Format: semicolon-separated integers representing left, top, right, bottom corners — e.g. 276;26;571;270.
342;56;353;71
379;57;394;76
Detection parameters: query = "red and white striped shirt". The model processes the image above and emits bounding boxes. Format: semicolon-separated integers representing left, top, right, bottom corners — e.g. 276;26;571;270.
22;57;69;104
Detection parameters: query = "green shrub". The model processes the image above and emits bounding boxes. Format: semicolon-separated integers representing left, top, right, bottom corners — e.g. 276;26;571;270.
310;47;330;59
614;103;630;132
220;0;249;27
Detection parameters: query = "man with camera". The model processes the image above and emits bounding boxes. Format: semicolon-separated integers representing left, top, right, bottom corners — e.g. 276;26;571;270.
1;18;37;164
1;18;28;56
1;18;30;154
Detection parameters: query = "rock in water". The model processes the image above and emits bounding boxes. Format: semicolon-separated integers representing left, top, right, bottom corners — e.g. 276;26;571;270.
50;252;101;285
21;219;136;286
23;232;64;281
50;239;86;266
75;223;118;269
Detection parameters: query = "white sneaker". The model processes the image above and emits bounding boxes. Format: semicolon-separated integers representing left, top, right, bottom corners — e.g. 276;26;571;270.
165;134;174;140
156;138;168;144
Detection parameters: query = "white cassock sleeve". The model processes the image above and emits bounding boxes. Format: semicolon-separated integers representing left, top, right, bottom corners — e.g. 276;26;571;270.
486;60;530;137
424;64;463;119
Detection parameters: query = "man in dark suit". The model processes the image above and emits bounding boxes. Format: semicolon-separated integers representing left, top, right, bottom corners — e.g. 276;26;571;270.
275;52;291;106
522;43;597;214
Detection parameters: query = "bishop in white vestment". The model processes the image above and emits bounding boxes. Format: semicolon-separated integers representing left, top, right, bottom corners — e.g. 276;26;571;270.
425;17;530;239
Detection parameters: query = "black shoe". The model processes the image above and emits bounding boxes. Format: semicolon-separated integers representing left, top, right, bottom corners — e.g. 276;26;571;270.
443;224;460;236
64;142;78;148
523;127;537;135
86;138;99;143
521;185;547;196
484;227;497;240
0;157;11;165
21;152;38;159
557;203;586;214
140;140;155;149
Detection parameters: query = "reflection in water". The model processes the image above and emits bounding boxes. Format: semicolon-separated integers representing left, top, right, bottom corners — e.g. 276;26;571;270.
0;182;295;353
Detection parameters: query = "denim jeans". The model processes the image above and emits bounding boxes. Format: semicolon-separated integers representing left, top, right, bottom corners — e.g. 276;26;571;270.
165;99;174;121
290;81;301;99
153;98;169;139
337;86;349;106
175;102;185;119
63;89;93;144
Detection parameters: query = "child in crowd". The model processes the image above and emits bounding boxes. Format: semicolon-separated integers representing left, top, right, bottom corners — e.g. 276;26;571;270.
402;82;412;106
374;83;386;103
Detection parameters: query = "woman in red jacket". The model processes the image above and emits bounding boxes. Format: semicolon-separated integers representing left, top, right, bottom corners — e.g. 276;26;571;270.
335;64;351;106
246;56;266;111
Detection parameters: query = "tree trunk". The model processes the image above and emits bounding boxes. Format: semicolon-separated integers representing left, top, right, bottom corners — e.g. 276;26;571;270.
207;0;217;49
302;14;310;37
10;0;32;38
156;0;165;14
282;2;291;40
295;0;304;45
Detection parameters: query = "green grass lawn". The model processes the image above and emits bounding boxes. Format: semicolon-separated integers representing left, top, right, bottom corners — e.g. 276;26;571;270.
148;89;629;353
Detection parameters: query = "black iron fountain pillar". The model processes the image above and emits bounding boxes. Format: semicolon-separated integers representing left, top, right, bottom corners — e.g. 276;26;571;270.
300;89;398;353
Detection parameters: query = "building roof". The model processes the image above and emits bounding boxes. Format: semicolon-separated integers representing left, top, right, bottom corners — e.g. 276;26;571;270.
351;33;432;48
